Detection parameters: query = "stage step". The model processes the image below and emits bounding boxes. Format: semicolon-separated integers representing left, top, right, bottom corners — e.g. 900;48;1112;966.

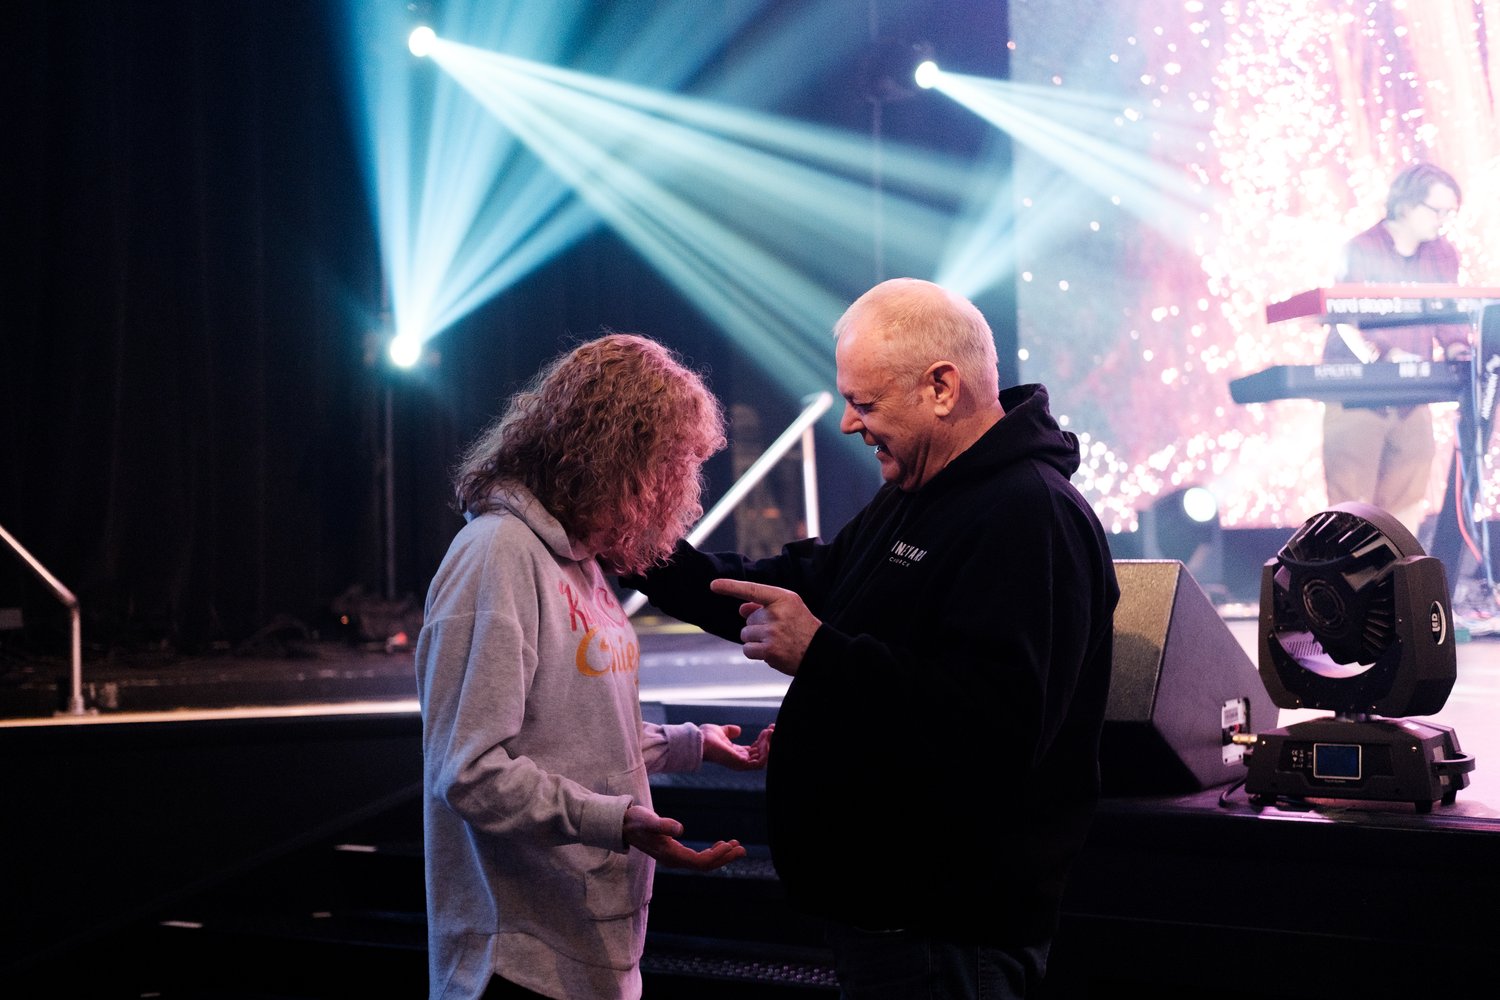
641;933;838;997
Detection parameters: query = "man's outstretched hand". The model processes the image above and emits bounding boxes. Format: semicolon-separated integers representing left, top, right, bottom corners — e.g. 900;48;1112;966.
709;578;821;676
623;805;745;870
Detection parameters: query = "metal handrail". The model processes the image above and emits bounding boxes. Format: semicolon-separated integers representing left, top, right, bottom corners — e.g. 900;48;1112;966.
623;391;834;616
0;522;90;715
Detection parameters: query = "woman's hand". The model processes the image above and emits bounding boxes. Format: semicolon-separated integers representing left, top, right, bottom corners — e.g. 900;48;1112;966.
701;723;773;770
622;804;745;870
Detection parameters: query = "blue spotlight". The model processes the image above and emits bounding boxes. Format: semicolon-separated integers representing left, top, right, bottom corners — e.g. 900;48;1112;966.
914;59;942;90
408;25;436;58
1181;486;1219;525
1141;486;1224;596
389;334;423;369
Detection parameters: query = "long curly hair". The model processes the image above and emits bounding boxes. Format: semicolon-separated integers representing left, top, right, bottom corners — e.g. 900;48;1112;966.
453;333;726;574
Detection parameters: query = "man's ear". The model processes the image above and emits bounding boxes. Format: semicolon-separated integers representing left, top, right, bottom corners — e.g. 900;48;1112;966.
927;361;960;416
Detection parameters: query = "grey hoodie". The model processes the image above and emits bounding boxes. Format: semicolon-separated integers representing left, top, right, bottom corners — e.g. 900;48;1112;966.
416;485;703;999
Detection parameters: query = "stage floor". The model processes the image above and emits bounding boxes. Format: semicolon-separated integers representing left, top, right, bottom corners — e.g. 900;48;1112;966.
4;606;1498;810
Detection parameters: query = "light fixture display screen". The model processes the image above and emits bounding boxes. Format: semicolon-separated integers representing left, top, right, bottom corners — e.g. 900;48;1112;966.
1009;0;1500;532
1312;742;1363;781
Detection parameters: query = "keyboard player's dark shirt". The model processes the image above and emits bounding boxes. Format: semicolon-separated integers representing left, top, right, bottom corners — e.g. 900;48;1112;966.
1322;220;1467;363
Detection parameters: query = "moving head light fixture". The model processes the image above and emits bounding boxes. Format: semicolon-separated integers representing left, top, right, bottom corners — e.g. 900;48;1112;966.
858;36;935;103
1242;502;1475;812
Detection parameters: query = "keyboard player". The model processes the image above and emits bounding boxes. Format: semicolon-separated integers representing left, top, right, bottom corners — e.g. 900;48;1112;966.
1321;161;1472;535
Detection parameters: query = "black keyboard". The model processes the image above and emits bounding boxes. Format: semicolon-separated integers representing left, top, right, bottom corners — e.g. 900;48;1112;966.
1228;361;1469;406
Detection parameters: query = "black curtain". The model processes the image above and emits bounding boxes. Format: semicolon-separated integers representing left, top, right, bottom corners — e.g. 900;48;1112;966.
4;3;387;652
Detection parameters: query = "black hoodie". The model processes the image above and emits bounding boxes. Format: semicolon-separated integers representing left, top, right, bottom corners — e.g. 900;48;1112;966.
627;383;1119;945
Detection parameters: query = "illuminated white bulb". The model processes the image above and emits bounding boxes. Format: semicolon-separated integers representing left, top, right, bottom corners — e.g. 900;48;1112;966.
1182;487;1218;523
389;335;422;369
409;26;436;58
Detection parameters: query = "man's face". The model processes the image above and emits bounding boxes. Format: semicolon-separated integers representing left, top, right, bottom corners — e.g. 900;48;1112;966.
835;327;937;491
1411;182;1459;242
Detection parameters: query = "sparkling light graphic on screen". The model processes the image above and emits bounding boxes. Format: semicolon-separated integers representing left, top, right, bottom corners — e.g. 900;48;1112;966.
1012;0;1500;533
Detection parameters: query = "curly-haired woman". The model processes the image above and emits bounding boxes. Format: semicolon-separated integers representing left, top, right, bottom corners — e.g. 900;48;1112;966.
416;333;772;1000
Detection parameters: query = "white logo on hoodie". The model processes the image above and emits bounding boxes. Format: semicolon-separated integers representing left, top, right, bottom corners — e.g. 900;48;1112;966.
889;541;928;567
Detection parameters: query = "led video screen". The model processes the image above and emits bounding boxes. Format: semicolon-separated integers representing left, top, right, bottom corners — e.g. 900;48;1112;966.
1010;0;1500;532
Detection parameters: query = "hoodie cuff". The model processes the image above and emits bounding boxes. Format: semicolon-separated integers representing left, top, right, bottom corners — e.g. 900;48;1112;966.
658;721;704;773
581;793;634;854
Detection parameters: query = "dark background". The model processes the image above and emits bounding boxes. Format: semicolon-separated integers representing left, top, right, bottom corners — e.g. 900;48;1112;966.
2;1;1009;658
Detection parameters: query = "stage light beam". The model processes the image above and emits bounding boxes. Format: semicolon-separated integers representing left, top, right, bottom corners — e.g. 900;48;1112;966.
344;0;971;379
924;70;1211;246
419;38;974;398
914;59;942;90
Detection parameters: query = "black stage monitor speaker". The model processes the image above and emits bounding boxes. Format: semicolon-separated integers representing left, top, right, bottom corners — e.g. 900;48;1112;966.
1102;559;1277;795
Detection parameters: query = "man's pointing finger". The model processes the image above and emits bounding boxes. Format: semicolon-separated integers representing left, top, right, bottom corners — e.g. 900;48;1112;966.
709;578;784;604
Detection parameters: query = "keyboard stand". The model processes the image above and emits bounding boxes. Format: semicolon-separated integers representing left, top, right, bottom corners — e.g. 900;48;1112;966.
1429;304;1500;596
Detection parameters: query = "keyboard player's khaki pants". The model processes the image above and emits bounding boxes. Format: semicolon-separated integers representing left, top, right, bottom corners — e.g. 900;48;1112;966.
1322;401;1434;535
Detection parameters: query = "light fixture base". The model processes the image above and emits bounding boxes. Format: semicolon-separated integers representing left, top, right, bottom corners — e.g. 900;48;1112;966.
1243;715;1474;813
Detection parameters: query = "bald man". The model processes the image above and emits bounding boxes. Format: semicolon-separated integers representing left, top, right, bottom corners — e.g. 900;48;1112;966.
623;278;1118;999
